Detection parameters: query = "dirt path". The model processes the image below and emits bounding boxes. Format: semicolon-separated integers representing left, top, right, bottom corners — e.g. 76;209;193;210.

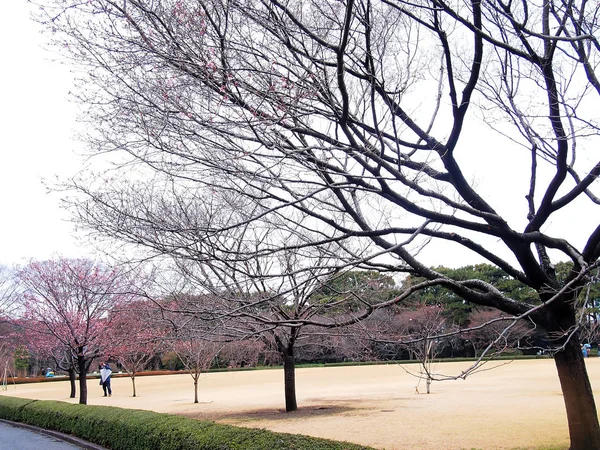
4;358;597;449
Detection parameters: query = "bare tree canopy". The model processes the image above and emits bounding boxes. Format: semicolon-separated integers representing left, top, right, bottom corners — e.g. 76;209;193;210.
0;266;17;318
35;0;600;448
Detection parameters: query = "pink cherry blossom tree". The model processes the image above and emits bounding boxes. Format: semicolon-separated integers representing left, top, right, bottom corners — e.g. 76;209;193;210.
21;322;78;397
215;340;265;369
18;258;133;404
168;330;222;404
105;301;166;397
466;309;531;358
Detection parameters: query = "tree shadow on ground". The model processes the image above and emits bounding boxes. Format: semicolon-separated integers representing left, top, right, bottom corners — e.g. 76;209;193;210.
181;404;356;423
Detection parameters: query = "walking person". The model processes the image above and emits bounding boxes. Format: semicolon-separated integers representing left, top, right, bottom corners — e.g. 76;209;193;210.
100;362;112;397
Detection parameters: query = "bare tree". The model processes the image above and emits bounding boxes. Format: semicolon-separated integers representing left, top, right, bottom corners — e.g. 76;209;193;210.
0;266;17;319
215;339;266;369
576;269;600;348
293;326;372;364
395;305;453;394
166;322;222;404
0;266;19;387
467;309;531;358
36;0;600;447
160;227;369;413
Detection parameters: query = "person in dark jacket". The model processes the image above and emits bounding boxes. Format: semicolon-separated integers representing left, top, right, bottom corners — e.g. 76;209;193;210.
100;362;112;397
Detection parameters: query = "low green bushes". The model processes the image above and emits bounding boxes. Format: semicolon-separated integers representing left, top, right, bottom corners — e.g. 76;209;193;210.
0;396;374;450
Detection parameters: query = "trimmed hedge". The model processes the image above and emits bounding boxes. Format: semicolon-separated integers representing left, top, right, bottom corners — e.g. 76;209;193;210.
0;396;374;450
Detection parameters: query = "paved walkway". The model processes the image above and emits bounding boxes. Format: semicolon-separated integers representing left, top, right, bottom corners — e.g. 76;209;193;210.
0;420;106;449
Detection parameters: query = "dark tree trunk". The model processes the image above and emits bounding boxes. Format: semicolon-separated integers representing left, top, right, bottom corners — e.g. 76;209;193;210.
132;373;137;397
554;337;600;450
68;367;76;398
283;347;297;412
77;355;87;405
273;329;299;412
543;296;600;450
193;374;199;404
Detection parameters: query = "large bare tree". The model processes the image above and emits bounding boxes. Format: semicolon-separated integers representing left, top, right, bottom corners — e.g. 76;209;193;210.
36;0;600;447
156;219;373;412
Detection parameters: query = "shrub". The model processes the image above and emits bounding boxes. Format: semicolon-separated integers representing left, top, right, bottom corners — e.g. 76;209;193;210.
0;396;374;450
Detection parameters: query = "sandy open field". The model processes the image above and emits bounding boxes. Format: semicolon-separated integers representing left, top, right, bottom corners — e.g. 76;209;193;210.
3;358;598;450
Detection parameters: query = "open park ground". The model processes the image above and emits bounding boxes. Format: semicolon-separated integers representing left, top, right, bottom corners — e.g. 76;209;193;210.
3;358;599;450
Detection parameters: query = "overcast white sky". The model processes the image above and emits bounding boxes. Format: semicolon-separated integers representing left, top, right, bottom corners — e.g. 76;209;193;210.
0;2;87;267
